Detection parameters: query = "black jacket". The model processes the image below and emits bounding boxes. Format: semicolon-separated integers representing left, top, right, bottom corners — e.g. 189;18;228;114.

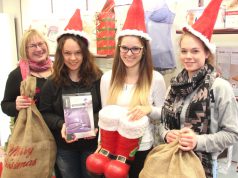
1;67;46;119
39;78;101;151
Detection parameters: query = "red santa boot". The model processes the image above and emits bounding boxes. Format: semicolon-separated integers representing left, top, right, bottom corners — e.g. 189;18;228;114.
86;105;128;176
104;115;149;178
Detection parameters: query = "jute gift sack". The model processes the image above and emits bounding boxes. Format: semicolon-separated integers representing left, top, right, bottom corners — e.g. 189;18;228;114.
139;139;206;178
2;76;56;178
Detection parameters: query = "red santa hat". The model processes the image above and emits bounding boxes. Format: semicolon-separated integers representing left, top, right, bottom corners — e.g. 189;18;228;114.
116;0;151;41
183;0;223;54
58;9;89;44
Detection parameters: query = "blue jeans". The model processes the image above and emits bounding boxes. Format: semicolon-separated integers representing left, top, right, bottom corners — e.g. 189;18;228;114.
212;159;218;178
56;148;93;178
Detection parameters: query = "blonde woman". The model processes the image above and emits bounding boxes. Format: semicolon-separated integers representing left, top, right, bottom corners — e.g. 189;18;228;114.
1;29;52;120
100;32;166;177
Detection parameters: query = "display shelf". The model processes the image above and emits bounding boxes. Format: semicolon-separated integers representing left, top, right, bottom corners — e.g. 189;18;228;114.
176;28;238;34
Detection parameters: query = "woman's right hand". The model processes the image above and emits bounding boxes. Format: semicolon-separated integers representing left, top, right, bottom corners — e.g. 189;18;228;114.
128;105;152;121
16;95;32;111
165;129;180;143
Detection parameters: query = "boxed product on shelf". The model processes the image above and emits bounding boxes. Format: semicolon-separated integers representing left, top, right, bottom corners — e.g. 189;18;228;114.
225;10;238;28
186;6;225;29
216;46;238;96
222;0;238;28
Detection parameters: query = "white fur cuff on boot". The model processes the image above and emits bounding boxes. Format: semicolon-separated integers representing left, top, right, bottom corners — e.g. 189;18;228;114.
118;115;149;139
98;105;128;131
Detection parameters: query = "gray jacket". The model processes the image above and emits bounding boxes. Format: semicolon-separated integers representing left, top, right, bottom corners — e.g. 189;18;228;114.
159;77;238;159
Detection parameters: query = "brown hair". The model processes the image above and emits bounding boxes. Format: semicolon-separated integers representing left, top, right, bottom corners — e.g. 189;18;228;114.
52;34;102;86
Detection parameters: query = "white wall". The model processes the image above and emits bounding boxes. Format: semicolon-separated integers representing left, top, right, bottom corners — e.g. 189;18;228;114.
0;14;18;146
0;0;20;147
0;0;3;12
1;0;22;50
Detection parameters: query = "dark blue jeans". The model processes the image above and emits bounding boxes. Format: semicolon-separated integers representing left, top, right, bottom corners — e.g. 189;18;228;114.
129;149;152;178
56;148;93;178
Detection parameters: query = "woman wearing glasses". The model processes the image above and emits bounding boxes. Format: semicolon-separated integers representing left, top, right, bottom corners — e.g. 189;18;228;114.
94;1;166;177
98;36;166;178
1;29;63;177
1;28;53;121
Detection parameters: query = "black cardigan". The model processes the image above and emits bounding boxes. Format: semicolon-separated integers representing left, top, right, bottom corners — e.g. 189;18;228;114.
39;78;101;151
1;67;46;119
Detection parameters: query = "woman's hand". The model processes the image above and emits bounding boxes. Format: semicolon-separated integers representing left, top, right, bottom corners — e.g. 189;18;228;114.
128;105;152;121
61;123;78;143
179;127;197;151
16;95;32;111
165;130;180;143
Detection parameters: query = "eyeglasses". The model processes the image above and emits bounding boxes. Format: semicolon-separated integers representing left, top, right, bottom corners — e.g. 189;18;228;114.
119;45;143;54
27;42;46;49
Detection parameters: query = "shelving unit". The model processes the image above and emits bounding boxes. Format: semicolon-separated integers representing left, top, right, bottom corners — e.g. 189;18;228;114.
176;28;238;34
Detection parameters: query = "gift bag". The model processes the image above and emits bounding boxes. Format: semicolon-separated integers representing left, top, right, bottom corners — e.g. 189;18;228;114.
139;139;206;178
1;76;56;178
96;0;116;56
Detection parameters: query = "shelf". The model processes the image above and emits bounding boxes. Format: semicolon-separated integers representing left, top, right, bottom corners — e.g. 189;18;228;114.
176;28;238;34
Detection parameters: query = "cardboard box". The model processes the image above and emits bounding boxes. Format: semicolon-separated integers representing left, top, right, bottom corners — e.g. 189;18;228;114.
225;10;238;28
222;0;238;28
216;46;238;96
186;6;225;29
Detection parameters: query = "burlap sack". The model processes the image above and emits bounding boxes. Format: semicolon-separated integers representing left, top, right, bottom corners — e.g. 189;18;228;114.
139;139;206;178
2;76;56;178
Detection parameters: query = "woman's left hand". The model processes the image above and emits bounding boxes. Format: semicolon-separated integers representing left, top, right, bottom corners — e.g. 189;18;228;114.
128;105;152;121
16;95;33;111
178;127;197;151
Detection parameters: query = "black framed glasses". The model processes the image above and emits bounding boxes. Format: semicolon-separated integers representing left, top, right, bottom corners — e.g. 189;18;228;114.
27;41;46;49
119;45;143;54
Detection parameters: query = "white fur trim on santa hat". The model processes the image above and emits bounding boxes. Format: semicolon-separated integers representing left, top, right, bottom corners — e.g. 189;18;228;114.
98;105;127;131
116;29;152;41
118;115;149;139
183;25;216;54
57;30;89;44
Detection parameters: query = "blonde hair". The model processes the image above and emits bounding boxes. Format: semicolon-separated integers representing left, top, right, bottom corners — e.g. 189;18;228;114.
106;36;153;108
19;29;49;59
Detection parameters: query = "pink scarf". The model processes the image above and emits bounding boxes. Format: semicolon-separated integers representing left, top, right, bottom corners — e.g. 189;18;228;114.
19;58;52;80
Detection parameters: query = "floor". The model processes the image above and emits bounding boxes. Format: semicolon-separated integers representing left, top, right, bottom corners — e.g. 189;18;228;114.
217;160;238;178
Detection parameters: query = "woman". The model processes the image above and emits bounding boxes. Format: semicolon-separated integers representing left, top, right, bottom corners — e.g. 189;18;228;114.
100;33;166;177
160;31;238;178
0;28;61;177
87;1;166;178
1;29;52;121
39;31;103;178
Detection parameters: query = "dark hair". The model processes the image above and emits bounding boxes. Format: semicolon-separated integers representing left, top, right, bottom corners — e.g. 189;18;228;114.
52;34;102;86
